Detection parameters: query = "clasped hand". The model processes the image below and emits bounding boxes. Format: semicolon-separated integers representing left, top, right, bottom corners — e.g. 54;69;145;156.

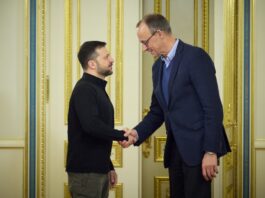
119;128;138;148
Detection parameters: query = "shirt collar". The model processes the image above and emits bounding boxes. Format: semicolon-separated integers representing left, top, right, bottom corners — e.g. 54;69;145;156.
82;72;107;89
161;39;179;68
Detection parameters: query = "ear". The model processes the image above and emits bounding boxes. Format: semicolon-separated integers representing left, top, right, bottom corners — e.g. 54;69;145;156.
87;60;96;69
156;30;163;38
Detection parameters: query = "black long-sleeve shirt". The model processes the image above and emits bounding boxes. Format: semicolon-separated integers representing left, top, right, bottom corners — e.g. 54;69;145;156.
66;73;126;173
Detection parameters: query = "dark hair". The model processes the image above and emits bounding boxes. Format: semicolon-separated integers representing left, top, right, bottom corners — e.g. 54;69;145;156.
136;14;171;34
78;41;106;69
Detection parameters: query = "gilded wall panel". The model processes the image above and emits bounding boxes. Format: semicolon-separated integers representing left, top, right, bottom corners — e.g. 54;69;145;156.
222;0;241;197
154;176;170;198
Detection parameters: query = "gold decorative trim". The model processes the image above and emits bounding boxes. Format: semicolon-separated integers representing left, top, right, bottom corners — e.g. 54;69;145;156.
115;0;123;125
106;0;111;95
223;0;237;129
165;0;170;21
154;136;166;162
64;183;71;198
111;142;123;167
64;0;73;125
107;0;111;51
0;147;24;149
223;0;240;197
202;0;209;52
37;0;47;197
45;75;49;103
110;183;123;198
76;0;81;80
142;108;151;158
250;0;255;197
194;0;198;46
24;0;29;197
154;0;162;14
154;176;170;198
142;136;152;158
64;140;68;168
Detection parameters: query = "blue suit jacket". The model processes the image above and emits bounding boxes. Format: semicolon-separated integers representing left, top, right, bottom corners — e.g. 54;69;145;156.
135;40;231;166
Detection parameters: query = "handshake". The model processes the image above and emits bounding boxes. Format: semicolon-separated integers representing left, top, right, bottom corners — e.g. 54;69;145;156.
119;128;138;148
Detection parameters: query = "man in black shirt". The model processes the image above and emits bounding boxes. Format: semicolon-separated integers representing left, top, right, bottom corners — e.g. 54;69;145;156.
66;41;132;198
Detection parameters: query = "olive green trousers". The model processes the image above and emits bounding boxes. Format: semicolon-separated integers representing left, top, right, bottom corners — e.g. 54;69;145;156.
68;172;109;198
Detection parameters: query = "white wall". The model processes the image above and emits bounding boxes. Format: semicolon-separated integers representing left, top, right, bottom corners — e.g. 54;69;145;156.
254;0;265;197
0;0;26;197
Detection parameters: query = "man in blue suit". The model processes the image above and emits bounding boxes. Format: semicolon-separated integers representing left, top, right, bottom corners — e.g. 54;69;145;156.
120;14;231;198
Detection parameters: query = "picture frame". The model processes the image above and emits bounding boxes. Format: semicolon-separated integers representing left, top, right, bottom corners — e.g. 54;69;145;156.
64;183;71;198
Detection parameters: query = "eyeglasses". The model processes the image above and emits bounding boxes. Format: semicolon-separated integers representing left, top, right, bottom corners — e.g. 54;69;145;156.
141;31;158;47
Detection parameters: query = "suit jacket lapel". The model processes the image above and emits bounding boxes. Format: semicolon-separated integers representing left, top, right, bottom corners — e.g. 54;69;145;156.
167;40;184;107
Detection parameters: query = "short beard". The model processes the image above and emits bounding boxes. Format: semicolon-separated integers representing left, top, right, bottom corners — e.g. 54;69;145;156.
95;59;113;77
100;69;113;77
97;67;113;77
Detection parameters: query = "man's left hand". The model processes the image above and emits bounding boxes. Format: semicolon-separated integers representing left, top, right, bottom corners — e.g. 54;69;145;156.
109;170;117;188
202;152;218;181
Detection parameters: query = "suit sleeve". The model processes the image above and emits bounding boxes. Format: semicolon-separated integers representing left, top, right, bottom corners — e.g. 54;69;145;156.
189;49;224;153
134;63;164;145
134;92;164;145
73;84;127;141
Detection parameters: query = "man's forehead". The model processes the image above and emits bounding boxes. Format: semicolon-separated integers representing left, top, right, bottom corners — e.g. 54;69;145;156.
138;23;148;31
95;47;110;59
96;47;108;54
137;24;151;36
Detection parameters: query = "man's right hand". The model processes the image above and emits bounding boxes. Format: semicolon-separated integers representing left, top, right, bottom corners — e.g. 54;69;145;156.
119;128;138;148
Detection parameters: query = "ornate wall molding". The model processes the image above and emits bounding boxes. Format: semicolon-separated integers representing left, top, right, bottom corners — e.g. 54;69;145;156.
111;142;123;167
202;0;209;52
64;0;73;125
154;176;169;198
154;136;166;162
154;0;162;14
0;140;25;148
115;0;124;125
37;0;47;197
223;0;242;197
165;0;170;21
255;139;265;149
106;0;112;95
110;183;123;198
76;0;81;80
194;0;198;46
